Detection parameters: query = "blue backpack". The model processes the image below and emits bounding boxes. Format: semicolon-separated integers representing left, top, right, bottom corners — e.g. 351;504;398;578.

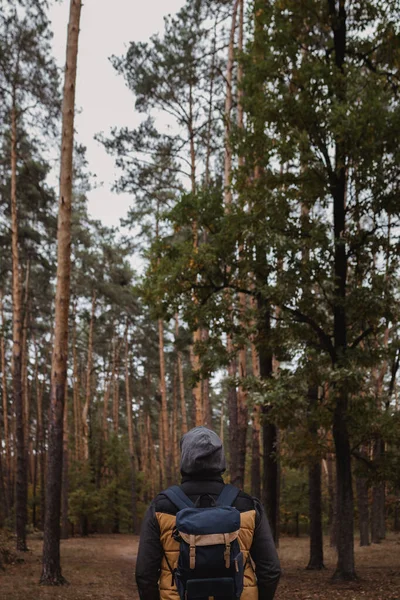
162;484;245;600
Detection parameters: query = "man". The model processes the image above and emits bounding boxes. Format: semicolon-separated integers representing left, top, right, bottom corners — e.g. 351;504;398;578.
136;426;281;600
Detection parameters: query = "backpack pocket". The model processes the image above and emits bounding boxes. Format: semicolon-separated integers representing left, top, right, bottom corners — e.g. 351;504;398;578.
186;577;235;599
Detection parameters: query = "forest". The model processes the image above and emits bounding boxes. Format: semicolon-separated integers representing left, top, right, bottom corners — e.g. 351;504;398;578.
0;0;400;598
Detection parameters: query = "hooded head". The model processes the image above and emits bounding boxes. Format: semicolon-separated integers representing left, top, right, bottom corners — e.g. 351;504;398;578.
180;426;226;477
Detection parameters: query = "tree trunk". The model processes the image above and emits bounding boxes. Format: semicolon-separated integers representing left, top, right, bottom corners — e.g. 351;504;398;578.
172;367;179;479
175;316;188;435
250;297;261;499
41;0;82;584
258;298;279;545
0;291;11;509
147;413;156;499
356;473;370;546
61;381;69;540
38;379;45;530
227;359;238;483
191;337;203;427
263;413;279;546
326;453;338;548
332;400;355;579
328;0;356;581
371;437;385;543
307;461;324;569
201;329;211;428
0;448;8;525
306;386;324;569
158;318;170;485
82;291;96;461
72;307;81;460
158;414;165;489
124;324;139;534
112;340;120;434
11;97;28;553
251;405;261;499
223;0;242;487
187;80;203;428
21;263;31;493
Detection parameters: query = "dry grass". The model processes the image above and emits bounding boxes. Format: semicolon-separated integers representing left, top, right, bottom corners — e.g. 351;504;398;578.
0;533;399;600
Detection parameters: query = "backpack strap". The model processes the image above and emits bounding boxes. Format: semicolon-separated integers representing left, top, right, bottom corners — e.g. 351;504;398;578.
162;485;195;510
216;483;240;507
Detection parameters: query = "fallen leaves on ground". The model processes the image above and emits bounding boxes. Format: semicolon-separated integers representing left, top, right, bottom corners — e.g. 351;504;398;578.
0;533;399;600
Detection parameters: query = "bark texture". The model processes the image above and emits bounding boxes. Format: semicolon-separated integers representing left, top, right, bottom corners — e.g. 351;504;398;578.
175;316;188;435
124;325;139;533
11;99;28;553
307;386;324;569
82;291;96;461
41;0;82;584
158;318;170;486
329;0;356;581
356;473;370;547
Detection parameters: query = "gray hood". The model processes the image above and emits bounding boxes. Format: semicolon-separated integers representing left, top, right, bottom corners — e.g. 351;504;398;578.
180;426;226;476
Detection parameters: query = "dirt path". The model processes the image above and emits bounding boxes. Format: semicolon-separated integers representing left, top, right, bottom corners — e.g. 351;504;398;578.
1;533;400;600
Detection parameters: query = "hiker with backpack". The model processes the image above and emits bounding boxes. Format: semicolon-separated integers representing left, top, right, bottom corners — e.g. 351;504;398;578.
135;426;281;600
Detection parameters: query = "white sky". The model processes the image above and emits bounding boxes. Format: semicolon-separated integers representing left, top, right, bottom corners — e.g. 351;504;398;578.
49;0;185;228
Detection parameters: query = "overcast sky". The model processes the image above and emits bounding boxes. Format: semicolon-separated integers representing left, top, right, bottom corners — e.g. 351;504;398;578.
49;0;185;228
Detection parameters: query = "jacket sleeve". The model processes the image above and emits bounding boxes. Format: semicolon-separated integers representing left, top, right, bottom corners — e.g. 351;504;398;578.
250;499;281;600
135;502;163;600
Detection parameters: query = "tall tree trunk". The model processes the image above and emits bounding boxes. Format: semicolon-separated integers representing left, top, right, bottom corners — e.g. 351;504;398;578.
187;81;203;427
235;0;249;492
175;315;188;435
158;414;165;488
72;306;81;460
21;262;30;492
371;437;385;543
172;367;179;478
328;0;356;581
158;318;170;486
36;370;45;530
82;291;96;461
112;340;120;434
124;324;139;533
41;0;82;584
224;0;241;487
147;413;156;498
356;470;370;547
11;96;28;553
251;405;261;499
0;291;11;508
61;380;69;540
258;299;279;544
220;396;225;442
250;297;261;499
306;385;324;570
263;408;279;545
325;452;338;548
32;350;41;529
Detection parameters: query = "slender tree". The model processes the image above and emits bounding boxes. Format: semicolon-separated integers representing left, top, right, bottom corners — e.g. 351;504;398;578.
41;0;82;585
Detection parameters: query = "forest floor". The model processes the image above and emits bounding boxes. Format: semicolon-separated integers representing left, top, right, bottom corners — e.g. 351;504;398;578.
1;533;400;600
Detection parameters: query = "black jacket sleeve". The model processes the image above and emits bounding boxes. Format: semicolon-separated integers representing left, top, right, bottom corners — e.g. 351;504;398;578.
250;500;281;600
135;503;163;600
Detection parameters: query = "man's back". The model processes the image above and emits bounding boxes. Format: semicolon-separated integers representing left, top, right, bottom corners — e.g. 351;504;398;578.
135;428;281;600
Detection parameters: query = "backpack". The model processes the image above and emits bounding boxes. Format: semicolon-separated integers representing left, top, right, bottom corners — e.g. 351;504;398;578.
162;484;245;600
